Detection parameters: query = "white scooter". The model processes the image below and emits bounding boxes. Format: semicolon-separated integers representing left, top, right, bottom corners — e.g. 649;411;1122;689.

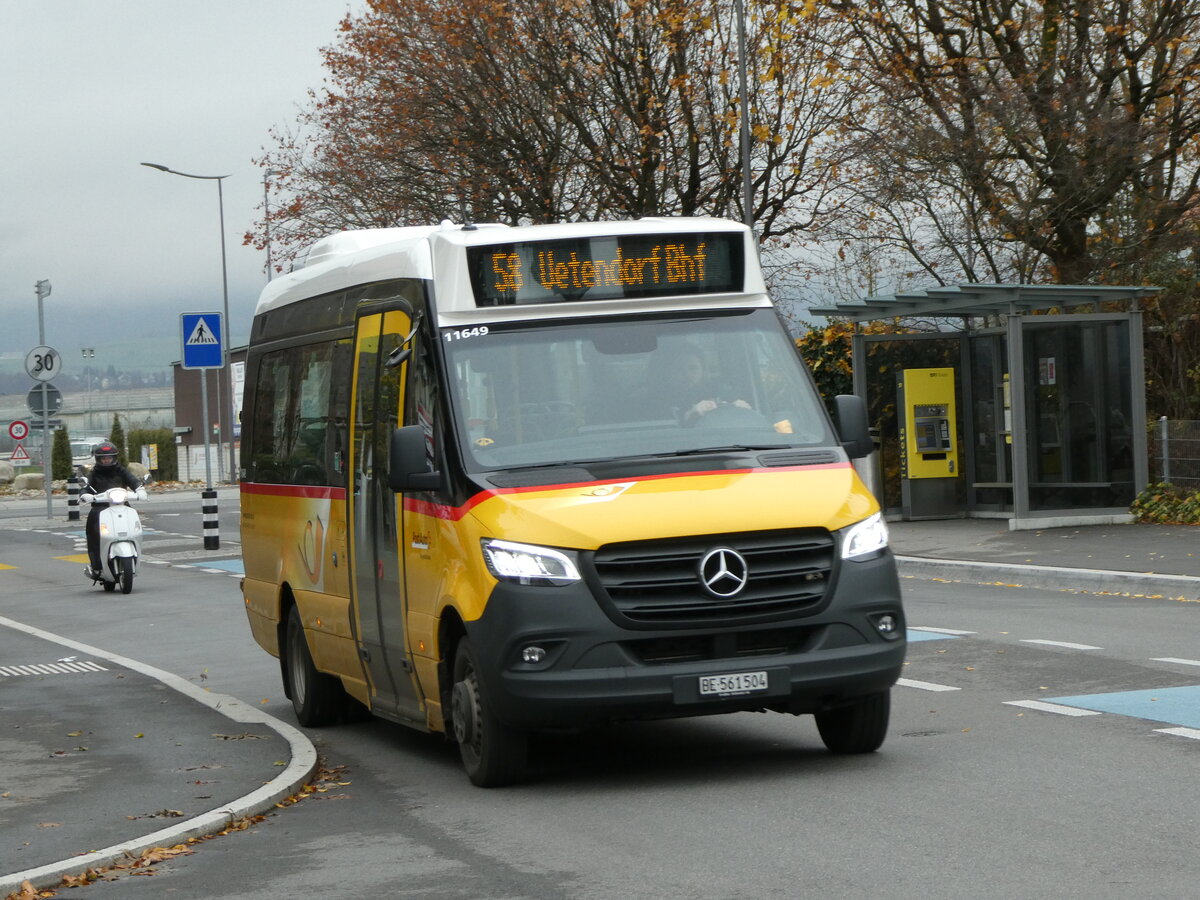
80;479;148;594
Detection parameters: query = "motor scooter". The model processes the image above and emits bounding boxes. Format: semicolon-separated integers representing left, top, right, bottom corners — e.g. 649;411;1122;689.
80;479;147;594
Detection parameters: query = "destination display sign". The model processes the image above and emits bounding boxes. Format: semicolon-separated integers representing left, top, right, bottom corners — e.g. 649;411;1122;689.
467;231;744;307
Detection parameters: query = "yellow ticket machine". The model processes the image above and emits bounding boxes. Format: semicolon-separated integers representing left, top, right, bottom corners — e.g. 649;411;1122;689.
897;367;960;519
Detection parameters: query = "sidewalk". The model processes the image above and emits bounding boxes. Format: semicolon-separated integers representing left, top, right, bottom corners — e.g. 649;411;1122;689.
889;517;1200;599
0;616;315;898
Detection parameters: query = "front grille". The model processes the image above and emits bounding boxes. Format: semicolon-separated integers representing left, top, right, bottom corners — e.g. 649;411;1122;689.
590;529;834;626
625;627;815;665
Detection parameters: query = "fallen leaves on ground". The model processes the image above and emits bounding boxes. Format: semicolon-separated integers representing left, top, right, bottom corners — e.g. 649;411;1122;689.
3;757;347;900
275;761;351;808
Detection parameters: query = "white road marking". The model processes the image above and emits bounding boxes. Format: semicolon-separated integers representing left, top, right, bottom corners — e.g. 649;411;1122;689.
1151;657;1200;667
1021;639;1103;651
1003;700;1102;716
897;677;961;692
909;627;977;635
0;660;107;677
1155;727;1200;740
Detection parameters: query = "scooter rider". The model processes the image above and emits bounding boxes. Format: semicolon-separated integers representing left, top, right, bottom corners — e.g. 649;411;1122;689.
84;441;142;579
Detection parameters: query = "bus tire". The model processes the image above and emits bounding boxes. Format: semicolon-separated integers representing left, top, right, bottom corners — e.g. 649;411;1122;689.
451;638;527;787
285;606;346;727
815;690;890;754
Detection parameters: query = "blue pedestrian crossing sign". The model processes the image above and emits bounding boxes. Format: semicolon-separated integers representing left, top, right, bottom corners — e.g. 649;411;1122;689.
181;312;223;370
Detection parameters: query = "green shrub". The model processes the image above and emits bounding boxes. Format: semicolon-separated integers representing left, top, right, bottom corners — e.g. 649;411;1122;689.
109;414;127;466
51;427;73;480
1130;482;1200;524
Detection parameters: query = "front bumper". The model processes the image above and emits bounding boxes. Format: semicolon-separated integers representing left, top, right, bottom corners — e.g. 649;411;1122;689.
464;550;905;729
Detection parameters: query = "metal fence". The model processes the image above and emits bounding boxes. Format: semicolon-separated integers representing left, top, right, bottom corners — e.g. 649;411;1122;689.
1151;418;1200;488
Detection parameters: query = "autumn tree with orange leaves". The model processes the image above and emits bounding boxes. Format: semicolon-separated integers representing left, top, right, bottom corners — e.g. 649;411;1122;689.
247;0;857;272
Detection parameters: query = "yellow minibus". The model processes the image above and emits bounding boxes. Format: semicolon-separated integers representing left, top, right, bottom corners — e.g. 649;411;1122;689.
239;218;905;786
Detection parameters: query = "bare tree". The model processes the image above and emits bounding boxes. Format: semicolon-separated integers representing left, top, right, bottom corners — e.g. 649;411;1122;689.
825;0;1200;285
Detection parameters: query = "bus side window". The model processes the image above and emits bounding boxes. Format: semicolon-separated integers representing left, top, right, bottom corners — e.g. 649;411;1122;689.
248;343;338;486
289;345;334;485
405;330;440;474
328;339;353;479
250;351;290;483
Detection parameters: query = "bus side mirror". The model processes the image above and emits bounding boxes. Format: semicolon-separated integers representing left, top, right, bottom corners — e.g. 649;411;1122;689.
388;425;442;492
834;394;872;460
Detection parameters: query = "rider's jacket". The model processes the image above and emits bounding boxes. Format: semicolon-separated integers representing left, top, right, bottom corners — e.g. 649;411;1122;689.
88;463;141;499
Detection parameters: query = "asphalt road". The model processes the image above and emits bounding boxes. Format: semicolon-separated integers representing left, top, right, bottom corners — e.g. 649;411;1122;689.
4;492;1200;898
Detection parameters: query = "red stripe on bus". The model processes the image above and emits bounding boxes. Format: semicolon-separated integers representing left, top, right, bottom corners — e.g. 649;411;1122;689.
401;462;852;522
240;483;347;500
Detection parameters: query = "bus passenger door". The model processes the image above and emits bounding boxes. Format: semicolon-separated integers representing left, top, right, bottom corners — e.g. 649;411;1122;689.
348;309;422;723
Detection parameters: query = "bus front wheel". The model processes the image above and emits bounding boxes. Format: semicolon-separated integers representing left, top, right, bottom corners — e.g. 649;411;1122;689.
451;638;527;787
285;606;346;727
815;690;890;754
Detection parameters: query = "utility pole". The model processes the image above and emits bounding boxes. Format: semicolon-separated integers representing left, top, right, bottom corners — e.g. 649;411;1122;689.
35;279;53;518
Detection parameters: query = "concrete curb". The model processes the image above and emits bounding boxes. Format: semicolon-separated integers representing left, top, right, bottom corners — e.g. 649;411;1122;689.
897;555;1200;601
0;615;317;897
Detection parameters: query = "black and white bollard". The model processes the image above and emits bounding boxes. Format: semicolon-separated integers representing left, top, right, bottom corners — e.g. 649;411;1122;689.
67;476;81;521
202;489;220;550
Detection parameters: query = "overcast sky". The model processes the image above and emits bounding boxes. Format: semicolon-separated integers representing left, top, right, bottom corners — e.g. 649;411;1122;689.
1;2;363;366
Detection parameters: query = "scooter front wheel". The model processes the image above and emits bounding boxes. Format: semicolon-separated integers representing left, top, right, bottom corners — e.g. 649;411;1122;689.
119;557;134;594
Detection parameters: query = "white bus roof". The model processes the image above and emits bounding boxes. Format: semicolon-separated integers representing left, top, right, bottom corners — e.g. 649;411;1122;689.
255;217;768;323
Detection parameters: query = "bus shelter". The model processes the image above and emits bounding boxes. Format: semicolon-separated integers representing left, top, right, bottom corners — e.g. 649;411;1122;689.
810;284;1161;529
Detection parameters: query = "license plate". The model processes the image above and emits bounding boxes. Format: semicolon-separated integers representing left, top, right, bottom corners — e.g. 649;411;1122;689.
698;670;769;697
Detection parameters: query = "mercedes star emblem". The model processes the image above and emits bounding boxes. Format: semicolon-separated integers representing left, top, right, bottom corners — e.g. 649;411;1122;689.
699;547;749;598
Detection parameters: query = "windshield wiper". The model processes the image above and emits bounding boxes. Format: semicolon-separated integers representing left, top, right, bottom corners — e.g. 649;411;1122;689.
671;445;778;456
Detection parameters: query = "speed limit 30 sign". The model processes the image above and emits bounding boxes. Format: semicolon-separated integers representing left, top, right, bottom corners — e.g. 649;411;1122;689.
25;345;60;382
8;420;29;441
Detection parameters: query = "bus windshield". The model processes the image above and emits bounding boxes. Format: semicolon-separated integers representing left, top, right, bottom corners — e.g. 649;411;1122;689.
443;308;835;472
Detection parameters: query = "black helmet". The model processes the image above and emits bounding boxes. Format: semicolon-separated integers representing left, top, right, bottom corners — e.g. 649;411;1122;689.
94;441;118;467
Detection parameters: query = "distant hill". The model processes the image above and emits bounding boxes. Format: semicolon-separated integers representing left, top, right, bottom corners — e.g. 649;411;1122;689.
0;335;178;395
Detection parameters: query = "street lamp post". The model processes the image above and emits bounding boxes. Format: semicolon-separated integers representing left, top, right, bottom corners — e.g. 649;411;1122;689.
141;162;236;483
735;0;754;232
263;168;274;282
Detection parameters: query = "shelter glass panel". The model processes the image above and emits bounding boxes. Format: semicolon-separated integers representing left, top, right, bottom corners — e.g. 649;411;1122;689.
1023;321;1133;510
967;334;1013;511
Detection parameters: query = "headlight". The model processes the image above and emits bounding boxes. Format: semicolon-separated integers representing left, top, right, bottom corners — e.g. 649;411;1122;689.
481;539;581;586
840;512;889;560
108;488;129;504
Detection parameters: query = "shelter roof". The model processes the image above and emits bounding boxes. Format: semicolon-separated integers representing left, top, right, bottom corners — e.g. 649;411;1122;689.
808;283;1161;323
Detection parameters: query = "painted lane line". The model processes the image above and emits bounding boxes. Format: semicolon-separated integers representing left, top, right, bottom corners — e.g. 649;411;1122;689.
1021;639;1103;651
1151;657;1200;667
0;660;108;677
1003;700;1102;716
906;630;958;643
1155;727;1200;741
1046;685;1200;728
897;677;961;692
909;627;977;635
